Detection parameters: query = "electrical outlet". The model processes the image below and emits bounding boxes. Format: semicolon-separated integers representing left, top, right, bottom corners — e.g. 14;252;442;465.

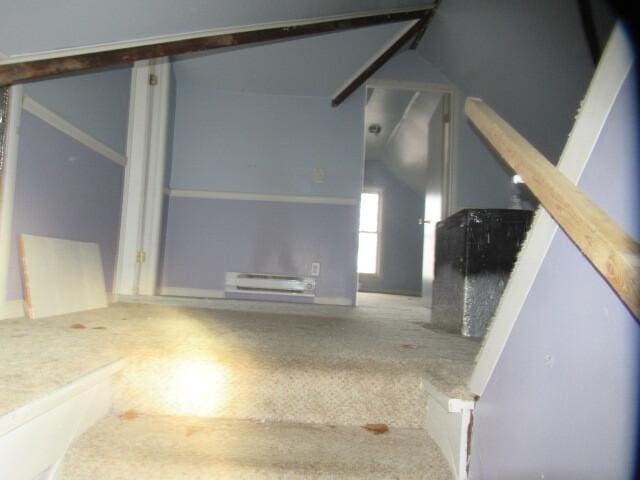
313;167;326;183
311;262;320;276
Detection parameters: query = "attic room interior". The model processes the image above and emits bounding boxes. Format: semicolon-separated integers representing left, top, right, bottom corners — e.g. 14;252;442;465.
0;1;638;479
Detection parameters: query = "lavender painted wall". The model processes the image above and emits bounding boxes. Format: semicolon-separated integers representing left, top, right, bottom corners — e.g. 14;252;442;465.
469;65;639;479
5;112;124;300
160;197;358;302
25;66;131;155
164;64;365;302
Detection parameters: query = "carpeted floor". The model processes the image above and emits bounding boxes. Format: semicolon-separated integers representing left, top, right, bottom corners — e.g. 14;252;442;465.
1;293;479;478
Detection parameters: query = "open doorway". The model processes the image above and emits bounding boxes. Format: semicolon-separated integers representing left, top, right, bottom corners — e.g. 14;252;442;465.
357;83;453;310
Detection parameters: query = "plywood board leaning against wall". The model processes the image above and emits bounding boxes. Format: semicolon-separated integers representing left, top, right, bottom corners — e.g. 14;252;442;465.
19;235;108;319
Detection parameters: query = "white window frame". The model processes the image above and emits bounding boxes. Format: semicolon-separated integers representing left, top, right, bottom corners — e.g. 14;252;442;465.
357;187;383;277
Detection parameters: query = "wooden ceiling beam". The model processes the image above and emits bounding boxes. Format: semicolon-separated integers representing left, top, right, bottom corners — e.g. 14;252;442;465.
331;1;441;107
409;0;440;49
0;7;434;87
331;16;429;107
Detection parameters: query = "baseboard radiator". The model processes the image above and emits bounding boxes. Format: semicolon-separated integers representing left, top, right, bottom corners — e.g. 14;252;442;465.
225;272;316;297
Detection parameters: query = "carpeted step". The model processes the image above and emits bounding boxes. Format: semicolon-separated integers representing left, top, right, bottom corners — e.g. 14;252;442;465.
112;350;430;428
107;303;477;429
61;413;452;479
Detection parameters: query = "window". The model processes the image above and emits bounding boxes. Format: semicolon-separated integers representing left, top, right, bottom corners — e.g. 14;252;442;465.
358;191;381;274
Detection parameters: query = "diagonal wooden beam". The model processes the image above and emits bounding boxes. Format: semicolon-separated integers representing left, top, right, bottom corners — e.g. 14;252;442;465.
465;97;640;320
409;0;440;49
331;0;441;108
0;7;433;87
331;16;430;107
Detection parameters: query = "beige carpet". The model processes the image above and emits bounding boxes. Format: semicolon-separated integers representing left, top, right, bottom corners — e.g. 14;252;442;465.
62;414;452;479
1;294;478;478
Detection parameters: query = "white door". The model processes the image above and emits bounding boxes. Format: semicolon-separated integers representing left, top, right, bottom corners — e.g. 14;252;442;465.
421;94;450;307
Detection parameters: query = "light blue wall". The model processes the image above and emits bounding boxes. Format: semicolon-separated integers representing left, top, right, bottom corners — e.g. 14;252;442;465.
170;84;363;197
25;67;131;155
419;0;595;162
172;22;411;97
469;63;639;480
372;51;517;211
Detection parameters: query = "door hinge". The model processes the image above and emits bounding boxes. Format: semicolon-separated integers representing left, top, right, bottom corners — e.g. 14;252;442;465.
148;74;158;86
136;251;146;263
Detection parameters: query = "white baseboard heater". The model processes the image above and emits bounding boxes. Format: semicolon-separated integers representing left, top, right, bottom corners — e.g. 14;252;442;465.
225;272;316;297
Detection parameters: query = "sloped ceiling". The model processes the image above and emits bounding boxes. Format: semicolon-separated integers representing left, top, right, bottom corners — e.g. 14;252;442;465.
415;0;595;161
0;0;429;56
172;22;413;96
365;87;443;193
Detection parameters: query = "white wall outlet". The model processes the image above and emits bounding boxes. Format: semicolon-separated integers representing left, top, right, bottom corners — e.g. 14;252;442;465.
311;262;321;276
313;167;326;183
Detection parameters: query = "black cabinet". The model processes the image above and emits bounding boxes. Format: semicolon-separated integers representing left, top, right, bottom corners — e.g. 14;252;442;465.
432;209;533;337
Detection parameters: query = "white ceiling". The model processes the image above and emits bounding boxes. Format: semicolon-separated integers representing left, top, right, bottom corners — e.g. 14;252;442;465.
365;86;443;193
0;1;431;56
172;22;413;96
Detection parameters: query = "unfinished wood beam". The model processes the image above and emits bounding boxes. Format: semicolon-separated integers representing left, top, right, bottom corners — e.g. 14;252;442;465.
465;97;640;320
409;0;440;49
0;8;433;86
331;15;430;107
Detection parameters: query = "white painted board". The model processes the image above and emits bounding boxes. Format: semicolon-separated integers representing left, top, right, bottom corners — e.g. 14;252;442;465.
19;234;108;319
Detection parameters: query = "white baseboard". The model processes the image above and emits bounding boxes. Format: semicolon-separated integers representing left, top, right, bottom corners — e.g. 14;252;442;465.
158;286;225;299
0;300;25;320
158;287;353;306
314;296;353;306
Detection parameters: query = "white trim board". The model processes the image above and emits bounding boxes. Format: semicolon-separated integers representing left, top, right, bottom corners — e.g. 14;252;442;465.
137;58;171;296
313;296;353;306
0;300;24;320
159;287;353;306
426;397;473;480
422;377;475;480
0;85;22;315
469;24;633;395
22;95;126;166
0;6;430;64
159;286;225;299
0;359;124;480
120;292;355;310
0;359;124;437
168;188;358;206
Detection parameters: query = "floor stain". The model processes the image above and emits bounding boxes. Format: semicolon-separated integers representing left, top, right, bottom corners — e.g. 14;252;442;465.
364;423;389;435
118;410;139;421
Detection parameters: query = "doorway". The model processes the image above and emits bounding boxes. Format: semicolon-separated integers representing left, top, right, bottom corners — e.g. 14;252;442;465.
356;82;453;309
